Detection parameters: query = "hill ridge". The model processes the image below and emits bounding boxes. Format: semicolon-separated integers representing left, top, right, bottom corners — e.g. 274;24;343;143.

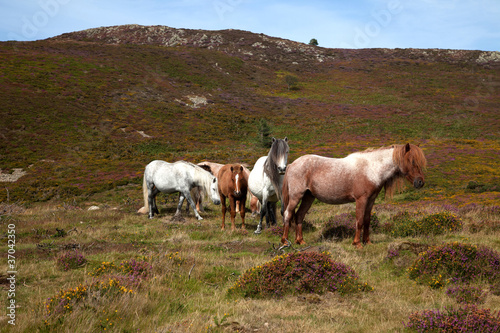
51;24;500;67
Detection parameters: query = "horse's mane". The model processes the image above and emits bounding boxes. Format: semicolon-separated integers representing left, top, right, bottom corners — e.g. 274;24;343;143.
183;161;215;196
384;144;427;199
263;138;289;199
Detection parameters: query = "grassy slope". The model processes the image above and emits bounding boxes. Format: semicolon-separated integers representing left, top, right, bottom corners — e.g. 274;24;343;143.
0;27;499;332
1;32;499;206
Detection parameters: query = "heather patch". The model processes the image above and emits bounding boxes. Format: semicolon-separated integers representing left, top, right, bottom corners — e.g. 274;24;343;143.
88;258;152;283
405;305;500;332
386;211;462;237
446;284;488;305
56;250;87;271
408;242;500;289
227;251;372;299
320;212;380;241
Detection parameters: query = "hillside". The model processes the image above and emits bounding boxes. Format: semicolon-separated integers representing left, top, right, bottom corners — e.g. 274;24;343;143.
1;24;499;207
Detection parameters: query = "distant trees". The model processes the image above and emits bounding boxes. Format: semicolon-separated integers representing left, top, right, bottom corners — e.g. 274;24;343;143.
309;38;318;46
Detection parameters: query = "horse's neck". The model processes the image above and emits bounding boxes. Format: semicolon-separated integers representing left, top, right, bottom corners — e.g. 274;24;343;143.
362;148;399;184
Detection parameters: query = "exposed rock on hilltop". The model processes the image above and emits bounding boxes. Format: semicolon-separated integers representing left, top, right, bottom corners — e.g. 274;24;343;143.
51;24;335;68
51;24;500;68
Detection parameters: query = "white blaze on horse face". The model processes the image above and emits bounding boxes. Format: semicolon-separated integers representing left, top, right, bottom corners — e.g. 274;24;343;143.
277;155;287;173
235;173;240;193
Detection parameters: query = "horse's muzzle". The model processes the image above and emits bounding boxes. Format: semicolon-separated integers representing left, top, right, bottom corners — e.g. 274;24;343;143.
213;199;221;205
278;166;287;174
413;178;424;189
233;190;242;197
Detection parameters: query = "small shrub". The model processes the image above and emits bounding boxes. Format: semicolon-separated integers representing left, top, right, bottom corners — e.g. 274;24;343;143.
56;251;87;271
227;251;372;299
389;211;462;237
404;305;500;332
119;259;152;279
446;285;487;305
44;278;135;316
408;242;500;289
320;212;379;241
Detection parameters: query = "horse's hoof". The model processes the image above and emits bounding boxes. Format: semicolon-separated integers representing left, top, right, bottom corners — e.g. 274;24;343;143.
254;228;262;234
296;240;306;245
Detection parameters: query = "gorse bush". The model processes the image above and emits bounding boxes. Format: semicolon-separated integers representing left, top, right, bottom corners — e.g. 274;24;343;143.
320;212;379;241
227;251;372;299
388;211;462;237
405;305;500;333
56;251;87;271
408;242;500;289
44;278;135;316
88;259;152;287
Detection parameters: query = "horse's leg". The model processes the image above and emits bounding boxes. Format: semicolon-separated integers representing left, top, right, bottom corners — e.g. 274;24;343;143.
148;186;159;219
362;196;377;245
184;191;203;220
229;196;237;231
151;189;159;215
265;202;272;228
239;197;246;229
254;198;267;234
268;202;277;226
293;191;315;245
281;195;301;244
220;194;227;230
175;194;186;217
353;197;368;249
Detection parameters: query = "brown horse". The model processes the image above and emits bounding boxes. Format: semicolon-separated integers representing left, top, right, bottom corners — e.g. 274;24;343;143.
281;143;427;248
198;161;259;215
218;164;248;231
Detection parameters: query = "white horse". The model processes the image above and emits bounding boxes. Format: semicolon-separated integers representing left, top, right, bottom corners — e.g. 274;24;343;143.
248;137;289;234
137;160;221;219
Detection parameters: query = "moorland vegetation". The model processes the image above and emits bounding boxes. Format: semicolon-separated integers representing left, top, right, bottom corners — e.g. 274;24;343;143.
1;25;499;332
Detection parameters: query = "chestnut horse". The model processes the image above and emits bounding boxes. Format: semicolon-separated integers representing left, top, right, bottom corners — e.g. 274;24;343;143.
281;143;427;248
197;161;259;215
218;164;248;231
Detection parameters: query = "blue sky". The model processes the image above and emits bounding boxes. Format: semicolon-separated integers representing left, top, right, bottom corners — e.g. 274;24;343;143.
1;0;498;51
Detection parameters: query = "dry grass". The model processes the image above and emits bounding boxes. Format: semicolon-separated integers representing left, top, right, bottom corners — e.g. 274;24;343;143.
1;198;499;332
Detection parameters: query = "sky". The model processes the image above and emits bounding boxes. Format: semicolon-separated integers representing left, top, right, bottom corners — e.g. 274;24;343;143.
0;0;499;51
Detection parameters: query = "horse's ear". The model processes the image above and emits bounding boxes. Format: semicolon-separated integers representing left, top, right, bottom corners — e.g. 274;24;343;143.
213;178;216;183
239;165;243;172
405;143;411;153
284;137;288;142
272;137;276;142
230;166;234;172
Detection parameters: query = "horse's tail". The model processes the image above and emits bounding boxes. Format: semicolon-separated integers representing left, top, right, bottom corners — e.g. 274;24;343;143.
137;174;149;214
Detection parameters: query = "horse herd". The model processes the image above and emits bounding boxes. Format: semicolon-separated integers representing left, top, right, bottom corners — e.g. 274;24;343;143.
138;138;427;248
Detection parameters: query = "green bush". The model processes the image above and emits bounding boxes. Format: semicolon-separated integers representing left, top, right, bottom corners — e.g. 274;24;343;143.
388;211;462;237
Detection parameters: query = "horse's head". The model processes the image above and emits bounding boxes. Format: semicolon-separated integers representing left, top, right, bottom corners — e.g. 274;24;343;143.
210;177;221;205
270;137;290;174
398;143;427;189
230;165;246;197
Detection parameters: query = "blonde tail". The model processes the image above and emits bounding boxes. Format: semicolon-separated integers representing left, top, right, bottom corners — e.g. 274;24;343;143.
137;175;149;214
